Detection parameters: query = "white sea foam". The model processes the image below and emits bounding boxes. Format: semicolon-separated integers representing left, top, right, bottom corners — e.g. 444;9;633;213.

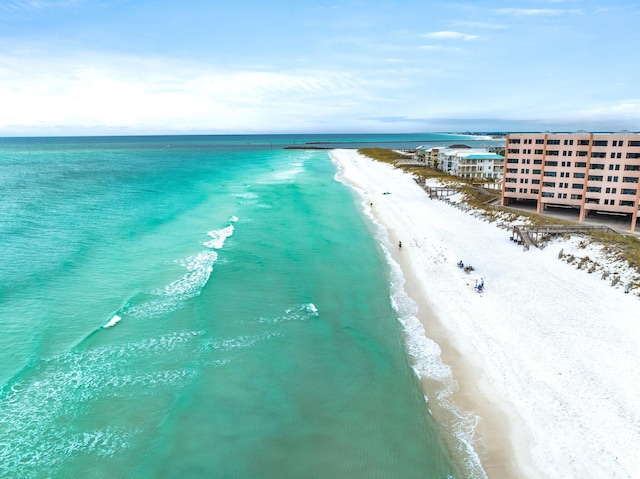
158;251;217;299
0;329;213;478
102;314;122;328
204;224;235;249
272;161;304;181
126;243;223;320
257;303;319;325
235;192;258;200
200;332;282;353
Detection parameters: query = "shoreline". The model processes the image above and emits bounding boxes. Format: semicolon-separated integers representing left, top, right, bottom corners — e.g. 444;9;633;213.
330;149;640;479
390;239;535;478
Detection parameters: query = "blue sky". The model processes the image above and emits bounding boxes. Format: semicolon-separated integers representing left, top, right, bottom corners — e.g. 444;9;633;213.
0;0;639;135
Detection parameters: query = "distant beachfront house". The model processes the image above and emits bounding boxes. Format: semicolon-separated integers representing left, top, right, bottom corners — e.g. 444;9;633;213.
416;145;504;180
415;147;440;168
501;131;640;231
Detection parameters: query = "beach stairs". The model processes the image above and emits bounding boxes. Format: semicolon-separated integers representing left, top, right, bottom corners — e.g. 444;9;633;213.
511;226;534;251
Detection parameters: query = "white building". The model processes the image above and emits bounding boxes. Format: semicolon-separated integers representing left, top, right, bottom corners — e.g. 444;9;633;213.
439;148;504;180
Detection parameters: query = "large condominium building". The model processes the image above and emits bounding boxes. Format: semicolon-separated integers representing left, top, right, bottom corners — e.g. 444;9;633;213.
501;132;640;231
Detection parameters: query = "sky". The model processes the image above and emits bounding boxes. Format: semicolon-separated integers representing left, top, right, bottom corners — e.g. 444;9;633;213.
0;0;639;135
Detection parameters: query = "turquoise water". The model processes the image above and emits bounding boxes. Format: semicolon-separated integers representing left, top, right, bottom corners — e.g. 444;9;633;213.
0;135;483;478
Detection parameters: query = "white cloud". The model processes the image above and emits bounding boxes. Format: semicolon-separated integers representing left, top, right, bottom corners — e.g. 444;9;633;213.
421;31;480;41
0;53;371;132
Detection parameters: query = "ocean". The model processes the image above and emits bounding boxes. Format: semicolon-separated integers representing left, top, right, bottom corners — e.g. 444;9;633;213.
0;134;495;478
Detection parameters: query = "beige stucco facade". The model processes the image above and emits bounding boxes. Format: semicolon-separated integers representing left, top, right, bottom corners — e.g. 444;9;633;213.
501;132;640;231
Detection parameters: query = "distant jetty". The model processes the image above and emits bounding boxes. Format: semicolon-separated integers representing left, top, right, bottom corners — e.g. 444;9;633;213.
284;145;333;150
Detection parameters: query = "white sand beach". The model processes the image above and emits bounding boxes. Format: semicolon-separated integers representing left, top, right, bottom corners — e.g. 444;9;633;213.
331;149;640;479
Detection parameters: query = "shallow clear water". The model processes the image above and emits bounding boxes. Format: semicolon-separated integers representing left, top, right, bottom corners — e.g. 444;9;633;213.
0;135;484;478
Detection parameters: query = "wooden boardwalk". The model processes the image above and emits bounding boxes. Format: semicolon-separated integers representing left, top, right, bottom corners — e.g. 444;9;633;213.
511;224;619;251
425;186;458;199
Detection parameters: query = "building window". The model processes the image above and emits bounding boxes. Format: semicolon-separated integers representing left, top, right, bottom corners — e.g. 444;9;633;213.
532;179;540;184
627;153;640;159
576;162;587;168
572;183;583;189
506;187;516;192
590;164;605;170
533;169;541;175
507;159;518;164
543;181;556;187
531;189;540;194
588;175;603;181
545;161;558;167
587;186;602;193
624;165;640;171
547;139;560;145
620;200;635;207
628;141;640;147
544;171;557;177
573;172;585;178
578;139;590;145
536;139;545;144
509;138;521;144
593;140;608;147
509;149;520;154
622;189;638;195
623;177;639;183
534;159;542;164
535;149;544;155
617;152;622;158
591;152;606;158
585;198;600;204
571;194;583;200
546;150;559;156
577;151;588;157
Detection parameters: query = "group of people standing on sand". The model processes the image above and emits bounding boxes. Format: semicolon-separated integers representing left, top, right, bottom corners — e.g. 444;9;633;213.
457;260;485;293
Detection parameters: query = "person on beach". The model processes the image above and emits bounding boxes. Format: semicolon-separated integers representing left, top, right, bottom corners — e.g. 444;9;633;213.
398;240;402;249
